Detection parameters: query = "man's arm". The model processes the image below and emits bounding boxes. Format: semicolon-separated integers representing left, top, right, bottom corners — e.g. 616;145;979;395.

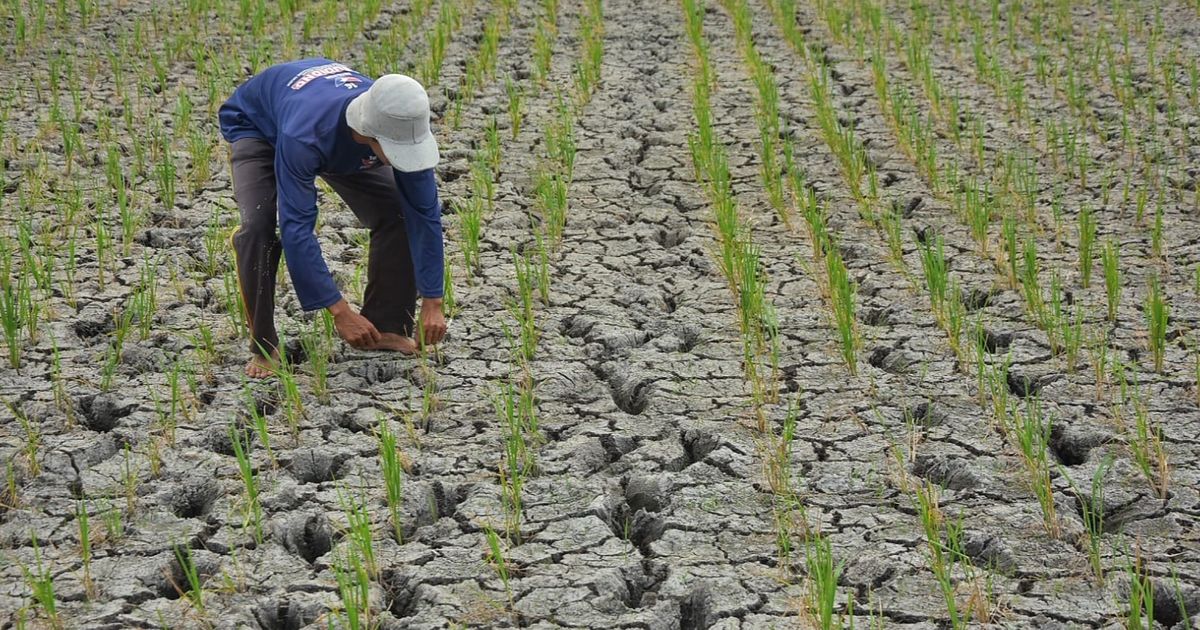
393;168;447;345
275;138;380;347
392;168;444;299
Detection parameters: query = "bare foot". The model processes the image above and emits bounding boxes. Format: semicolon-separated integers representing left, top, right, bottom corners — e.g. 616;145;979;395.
365;332;418;354
245;352;278;379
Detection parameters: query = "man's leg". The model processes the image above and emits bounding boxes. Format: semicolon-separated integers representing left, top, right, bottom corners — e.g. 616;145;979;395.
321;167;418;350
230;138;283;375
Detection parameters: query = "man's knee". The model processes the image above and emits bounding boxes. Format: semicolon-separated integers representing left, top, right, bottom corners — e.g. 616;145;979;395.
233;204;278;243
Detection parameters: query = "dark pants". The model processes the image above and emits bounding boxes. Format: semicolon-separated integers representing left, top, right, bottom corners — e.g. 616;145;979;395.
229;137;416;357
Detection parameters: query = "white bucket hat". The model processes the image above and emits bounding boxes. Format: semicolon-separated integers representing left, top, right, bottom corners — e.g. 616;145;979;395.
346;74;439;172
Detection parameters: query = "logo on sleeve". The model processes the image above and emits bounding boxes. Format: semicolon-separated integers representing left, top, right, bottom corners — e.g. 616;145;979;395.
331;73;363;90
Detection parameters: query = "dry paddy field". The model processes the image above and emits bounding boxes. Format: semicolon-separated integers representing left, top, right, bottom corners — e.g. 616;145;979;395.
2;0;1200;627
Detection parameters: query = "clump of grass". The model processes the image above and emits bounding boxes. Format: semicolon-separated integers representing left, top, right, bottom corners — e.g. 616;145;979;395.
172;543;205;616
483;525;514;607
825;243;858;375
919;233;949;313
1130;395;1170;500
338;484;378;580
332;546;373;630
1078;204;1096;287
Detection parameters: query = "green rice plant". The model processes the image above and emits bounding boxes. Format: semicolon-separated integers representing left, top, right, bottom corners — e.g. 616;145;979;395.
1001;213;1019;290
155;133;177;211
331;546;372;630
1021;238;1045;326
98;496;124;544
443;263;459;318
766;400;799;498
300;320;331;403
100;311;133;392
508;252;540;365
1014;399;1059;537
269;339;305;445
494;381;529;541
1130;395;1170;500
824;243;858;375
803;533;843;629
0;273;23;369
471;153;495;213
913;482;964;628
458;197;483;279
9;400;40;478
1060;457;1111;583
1144;275;1168;373
172;542;205;616
1151;200;1164;259
121;443;139;516
21;533;62;630
133;254;159;340
242;386;274;468
483;525;513;605
377;419;405;544
1124;547;1155;630
881;202;905;269
919;233;949;314
1102;239;1121;321
338;484;378;580
1078;204;1096;287
228;423;263;544
533;20;554;85
506;77;523;140
1061;302;1085;374
534;231;551;306
534;170;568;247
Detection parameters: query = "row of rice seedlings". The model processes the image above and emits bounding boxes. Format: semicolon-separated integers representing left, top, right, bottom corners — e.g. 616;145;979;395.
449;0;518;128
573;0;604;104
532;0;559;85
721;0;788;224
360;0;436;77
417;0;466;87
684;0;778;425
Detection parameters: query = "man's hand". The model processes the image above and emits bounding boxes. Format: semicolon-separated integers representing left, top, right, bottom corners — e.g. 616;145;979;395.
329;299;382;349
419;298;447;346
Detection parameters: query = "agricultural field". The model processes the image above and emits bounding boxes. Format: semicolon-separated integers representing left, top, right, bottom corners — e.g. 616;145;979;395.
2;0;1200;627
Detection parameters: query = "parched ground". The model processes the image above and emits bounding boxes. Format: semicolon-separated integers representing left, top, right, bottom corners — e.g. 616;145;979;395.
1;0;1200;628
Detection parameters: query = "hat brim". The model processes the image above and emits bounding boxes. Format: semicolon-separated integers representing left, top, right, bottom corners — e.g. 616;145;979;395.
346;93;370;135
379;133;439;173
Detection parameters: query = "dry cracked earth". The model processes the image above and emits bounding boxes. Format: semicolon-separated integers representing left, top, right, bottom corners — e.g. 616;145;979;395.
2;0;1200;628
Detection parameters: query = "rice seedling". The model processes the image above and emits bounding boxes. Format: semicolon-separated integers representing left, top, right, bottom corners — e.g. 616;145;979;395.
172;542;206;616
1020;238;1046;327
803;534;843;629
1130;395;1169;500
534;169;568;248
1060;457;1111;583
458;196;483;279
506;77;523;140
912;482;964;628
228;423;263;544
338;483;378;580
1014;399;1059;537
242;386;275;468
120;443;139;516
268;338;306;445
533;21;555;85
824;243;858;375
919;233;949;313
1123;546;1155;630
377;419;405;544
483;524;514;606
21;533;62;630
331;546;373;630
1060;302;1085;373
299;319;331;403
1102;239;1121;321
494;381;529;541
1144;275;1168;373
1078;204;1096;287
8;400;40;478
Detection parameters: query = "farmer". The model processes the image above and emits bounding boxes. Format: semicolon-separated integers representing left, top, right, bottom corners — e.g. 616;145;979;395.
218;58;447;378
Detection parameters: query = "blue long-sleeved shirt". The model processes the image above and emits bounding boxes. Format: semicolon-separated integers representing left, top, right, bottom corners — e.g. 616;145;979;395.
218;58;444;310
